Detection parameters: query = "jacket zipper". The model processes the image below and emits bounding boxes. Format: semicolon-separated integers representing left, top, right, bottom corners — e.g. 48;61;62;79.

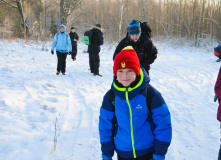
125;89;136;158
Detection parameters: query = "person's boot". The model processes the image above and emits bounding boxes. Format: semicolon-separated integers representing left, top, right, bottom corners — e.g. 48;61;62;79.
217;59;221;62
94;73;102;77
62;72;65;75
56;72;60;75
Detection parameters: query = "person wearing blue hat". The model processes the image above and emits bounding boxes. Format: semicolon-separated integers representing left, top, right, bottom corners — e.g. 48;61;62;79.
113;19;157;75
51;24;72;75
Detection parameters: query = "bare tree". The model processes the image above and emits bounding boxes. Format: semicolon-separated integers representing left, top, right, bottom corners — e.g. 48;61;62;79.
0;0;29;38
60;0;83;26
118;0;124;42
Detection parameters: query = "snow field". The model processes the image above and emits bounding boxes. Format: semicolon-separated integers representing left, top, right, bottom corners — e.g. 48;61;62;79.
0;39;220;160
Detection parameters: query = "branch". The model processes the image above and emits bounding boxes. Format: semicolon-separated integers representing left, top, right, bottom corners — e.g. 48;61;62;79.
204;18;221;29
67;13;81;22
0;0;18;8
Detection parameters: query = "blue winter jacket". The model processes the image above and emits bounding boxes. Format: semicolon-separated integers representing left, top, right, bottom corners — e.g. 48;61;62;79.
99;68;172;159
51;25;72;53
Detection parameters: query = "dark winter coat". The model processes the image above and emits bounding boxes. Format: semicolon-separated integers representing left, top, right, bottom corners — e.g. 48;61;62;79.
215;67;221;122
69;32;79;46
99;67;172;159
88;27;103;54
113;35;157;72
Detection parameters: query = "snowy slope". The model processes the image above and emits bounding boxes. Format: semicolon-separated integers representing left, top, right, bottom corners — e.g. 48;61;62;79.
0;39;220;160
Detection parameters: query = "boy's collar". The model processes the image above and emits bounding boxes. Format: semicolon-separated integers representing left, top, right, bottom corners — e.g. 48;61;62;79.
113;68;144;92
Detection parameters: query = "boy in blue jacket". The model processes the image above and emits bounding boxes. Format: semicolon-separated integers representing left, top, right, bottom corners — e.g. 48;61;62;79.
99;46;172;160
51;24;72;75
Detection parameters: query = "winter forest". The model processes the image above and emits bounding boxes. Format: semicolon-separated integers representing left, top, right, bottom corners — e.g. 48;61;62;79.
1;0;221;160
0;0;221;44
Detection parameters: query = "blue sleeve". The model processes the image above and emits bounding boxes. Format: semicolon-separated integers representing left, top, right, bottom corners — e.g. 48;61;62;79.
150;87;172;156
153;154;165;160
67;35;72;52
51;34;58;51
102;153;113;160
99;91;116;157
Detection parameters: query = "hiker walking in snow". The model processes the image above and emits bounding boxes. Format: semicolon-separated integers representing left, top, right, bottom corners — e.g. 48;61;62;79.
113;19;157;75
214;67;221;159
51;24;72;75
69;26;79;61
87;24;103;77
99;46;172;160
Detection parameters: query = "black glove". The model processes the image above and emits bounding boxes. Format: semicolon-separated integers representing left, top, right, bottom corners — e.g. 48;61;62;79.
51;51;54;55
68;52;72;55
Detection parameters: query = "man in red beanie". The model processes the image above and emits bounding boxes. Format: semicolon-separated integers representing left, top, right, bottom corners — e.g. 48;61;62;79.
113;46;140;86
99;46;172;160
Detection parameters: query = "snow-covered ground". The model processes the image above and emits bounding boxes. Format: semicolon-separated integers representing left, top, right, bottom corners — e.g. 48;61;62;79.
0;39;220;160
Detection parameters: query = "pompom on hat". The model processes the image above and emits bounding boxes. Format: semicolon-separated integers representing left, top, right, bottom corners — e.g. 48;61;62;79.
113;46;140;77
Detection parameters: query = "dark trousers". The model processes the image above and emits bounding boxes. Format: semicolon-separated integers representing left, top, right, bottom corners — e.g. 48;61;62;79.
89;52;100;74
56;51;68;73
218;146;221;160
71;45;77;59
118;153;153;160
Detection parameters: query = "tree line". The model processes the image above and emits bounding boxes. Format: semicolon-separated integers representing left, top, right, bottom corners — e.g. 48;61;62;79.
0;0;220;45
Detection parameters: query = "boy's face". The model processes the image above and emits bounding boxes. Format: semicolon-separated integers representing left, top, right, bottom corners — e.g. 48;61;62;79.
117;69;136;87
60;27;65;33
71;29;75;33
130;34;140;41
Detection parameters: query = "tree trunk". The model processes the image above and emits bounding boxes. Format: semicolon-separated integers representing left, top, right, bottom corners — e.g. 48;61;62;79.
118;0;124;42
16;0;29;38
60;0;65;24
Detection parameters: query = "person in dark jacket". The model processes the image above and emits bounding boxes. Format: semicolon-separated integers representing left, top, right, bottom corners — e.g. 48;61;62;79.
214;67;221;160
99;46;172;160
88;24;103;77
51;24;72;75
113;19;157;75
69;27;79;61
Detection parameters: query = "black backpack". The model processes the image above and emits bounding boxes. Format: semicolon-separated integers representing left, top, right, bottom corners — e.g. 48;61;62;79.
140;21;152;38
108;86;154;119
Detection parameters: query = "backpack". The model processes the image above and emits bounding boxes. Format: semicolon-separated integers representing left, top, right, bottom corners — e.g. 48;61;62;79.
140;21;152;39
83;30;93;45
56;33;68;40
108;86;155;131
214;45;221;57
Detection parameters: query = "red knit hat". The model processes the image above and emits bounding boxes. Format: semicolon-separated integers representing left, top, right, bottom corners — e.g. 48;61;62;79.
113;46;140;77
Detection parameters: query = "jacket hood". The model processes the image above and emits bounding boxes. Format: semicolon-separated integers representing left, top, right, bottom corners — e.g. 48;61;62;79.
59;24;66;33
92;26;102;33
111;67;150;100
